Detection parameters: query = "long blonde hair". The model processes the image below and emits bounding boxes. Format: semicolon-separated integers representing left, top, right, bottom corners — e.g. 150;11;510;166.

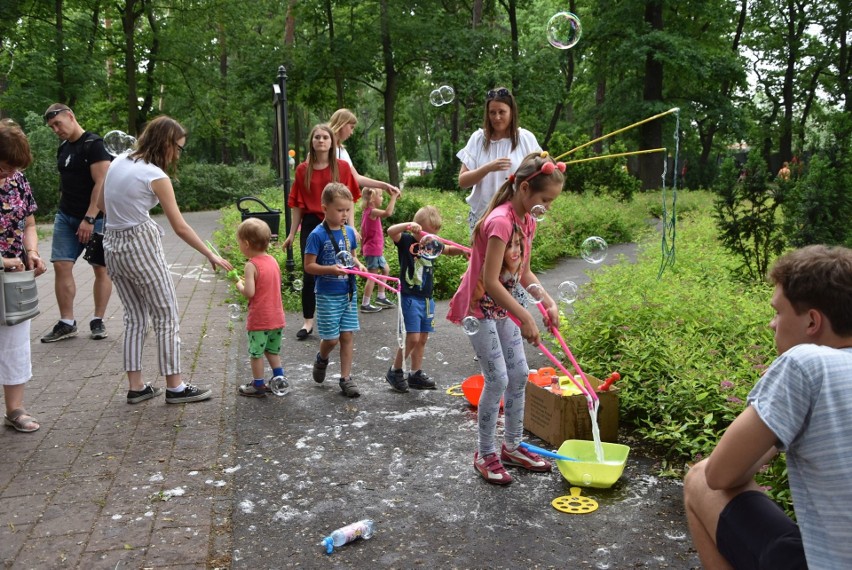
328;109;358;147
472;152;564;239
305;124;339;192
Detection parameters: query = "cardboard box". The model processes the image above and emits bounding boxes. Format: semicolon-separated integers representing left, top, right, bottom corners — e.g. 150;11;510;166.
523;374;619;447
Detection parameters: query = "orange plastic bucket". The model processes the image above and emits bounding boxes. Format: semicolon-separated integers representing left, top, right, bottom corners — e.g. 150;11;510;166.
461;374;504;408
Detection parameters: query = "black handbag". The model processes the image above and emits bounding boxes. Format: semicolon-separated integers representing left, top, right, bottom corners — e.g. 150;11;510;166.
237;197;281;240
83;232;106;266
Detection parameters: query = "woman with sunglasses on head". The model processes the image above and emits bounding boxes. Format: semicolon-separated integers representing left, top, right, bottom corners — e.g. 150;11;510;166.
457;87;541;233
99;116;232;406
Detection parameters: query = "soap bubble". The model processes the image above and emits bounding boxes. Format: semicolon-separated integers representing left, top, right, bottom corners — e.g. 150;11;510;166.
376;346;391;360
269;376;290;397
228;304;241;321
526;283;546;304
292;278;303;291
335;250;355;268
547;12;582;50
104;130;137;157
582;473;593;486
462;316;480;336
530;204;547;222
435;352;444;361
580;236;608;264
557;280;579;304
429;85;455;106
418;235;445;260
438;85;455;104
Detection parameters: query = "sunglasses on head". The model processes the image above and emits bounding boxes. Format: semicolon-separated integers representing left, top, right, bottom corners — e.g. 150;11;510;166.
486;88;511;100
43;108;69;123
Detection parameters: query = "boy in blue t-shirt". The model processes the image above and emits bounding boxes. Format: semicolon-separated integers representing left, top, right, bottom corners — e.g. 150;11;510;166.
304;183;365;398
385;206;467;392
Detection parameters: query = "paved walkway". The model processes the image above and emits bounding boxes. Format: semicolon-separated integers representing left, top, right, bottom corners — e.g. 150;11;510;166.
0;211;238;569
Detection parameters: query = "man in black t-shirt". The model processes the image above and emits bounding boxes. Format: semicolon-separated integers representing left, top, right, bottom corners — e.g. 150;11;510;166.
41;104;113;343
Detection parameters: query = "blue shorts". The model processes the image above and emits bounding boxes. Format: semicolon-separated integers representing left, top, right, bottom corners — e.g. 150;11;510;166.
50;210;106;263
401;295;435;334
316;294;360;340
364;255;388;270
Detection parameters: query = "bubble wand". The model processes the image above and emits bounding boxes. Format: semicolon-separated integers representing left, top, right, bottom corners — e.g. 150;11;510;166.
419;232;471;255
525;284;598;405
339;267;401;295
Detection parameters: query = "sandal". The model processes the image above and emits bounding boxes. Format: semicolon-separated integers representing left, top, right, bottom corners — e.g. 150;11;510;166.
4;408;40;433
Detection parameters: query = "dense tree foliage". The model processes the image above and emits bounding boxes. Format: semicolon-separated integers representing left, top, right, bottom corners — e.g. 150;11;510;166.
1;0;848;189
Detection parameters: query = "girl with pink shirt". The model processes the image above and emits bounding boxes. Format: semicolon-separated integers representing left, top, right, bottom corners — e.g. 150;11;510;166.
359;186;399;312
447;152;565;485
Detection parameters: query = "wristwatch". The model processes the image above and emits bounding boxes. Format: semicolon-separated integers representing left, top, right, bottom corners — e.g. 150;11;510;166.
83;215;97;225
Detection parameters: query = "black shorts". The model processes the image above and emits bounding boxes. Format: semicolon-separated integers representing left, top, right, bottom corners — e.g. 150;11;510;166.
716;490;807;569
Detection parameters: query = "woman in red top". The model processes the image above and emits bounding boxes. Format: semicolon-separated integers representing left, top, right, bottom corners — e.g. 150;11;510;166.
282;124;360;340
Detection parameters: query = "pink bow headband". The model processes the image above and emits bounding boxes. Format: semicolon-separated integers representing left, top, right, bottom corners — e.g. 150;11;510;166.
523;158;566;183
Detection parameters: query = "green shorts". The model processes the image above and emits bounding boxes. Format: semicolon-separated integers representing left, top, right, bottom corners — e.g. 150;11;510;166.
247;329;283;359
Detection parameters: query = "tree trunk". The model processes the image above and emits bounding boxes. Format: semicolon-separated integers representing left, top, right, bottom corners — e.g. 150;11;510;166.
326;0;344;108
121;0;140;134
55;0;66;103
218;22;231;163
639;0;664;190
379;0;399;186
593;79;605;154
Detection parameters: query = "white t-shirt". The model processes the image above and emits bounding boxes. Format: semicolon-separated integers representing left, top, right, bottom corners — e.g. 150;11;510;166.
749;343;852;568
103;154;168;230
336;146;352;166
456;128;541;222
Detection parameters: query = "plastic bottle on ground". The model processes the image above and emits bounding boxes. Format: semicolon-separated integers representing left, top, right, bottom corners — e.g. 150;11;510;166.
321;519;375;554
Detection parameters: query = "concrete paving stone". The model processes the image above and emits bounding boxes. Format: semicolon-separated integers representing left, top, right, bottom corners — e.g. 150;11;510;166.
48;410;104;432
0;522;30;563
31;502;100;538
77;547;147;569
85;514;154;551
21;446;78;472
145;526;210;565
0;493;50;525
48;477;112;505
153;499;212;529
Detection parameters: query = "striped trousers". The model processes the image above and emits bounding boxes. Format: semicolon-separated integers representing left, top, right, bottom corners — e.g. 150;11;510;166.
104;220;181;376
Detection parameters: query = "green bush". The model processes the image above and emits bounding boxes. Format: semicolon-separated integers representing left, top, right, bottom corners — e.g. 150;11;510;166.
432;139;460;191
174;162;276;212
559;213;791;511
548;133;641;201
713;155;786;281
23;112;61;220
781;154;852;248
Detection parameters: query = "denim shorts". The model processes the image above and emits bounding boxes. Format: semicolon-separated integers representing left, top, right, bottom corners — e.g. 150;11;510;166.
316;294;360;340
50;210;105;263
364;255;388;270
401;295;435;334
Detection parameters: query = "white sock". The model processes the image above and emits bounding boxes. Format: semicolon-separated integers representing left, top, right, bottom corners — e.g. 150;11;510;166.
167;383;186;393
377;292;387;300
60;318;75;326
362;294;371;306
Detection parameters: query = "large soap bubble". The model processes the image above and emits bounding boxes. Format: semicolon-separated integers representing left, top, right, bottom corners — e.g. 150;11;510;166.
530;204;547;222
429;85;456;107
335;250;355;268
580;236;608;264
547;12;582;50
418;235;445;260
557;280;579;304
103;130;137;157
462;316;481;336
526;283;546;304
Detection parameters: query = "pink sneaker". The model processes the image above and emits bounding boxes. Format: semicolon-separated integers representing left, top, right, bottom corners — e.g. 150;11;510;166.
501;443;553;472
474;452;513;485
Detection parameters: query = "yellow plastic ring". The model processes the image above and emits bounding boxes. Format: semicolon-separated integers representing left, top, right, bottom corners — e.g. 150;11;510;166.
446;384;464;397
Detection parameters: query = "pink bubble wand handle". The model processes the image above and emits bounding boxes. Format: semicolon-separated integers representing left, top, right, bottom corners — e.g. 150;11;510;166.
505;313;592;402
340;268;400;294
421;232;472;254
531;302;599;404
